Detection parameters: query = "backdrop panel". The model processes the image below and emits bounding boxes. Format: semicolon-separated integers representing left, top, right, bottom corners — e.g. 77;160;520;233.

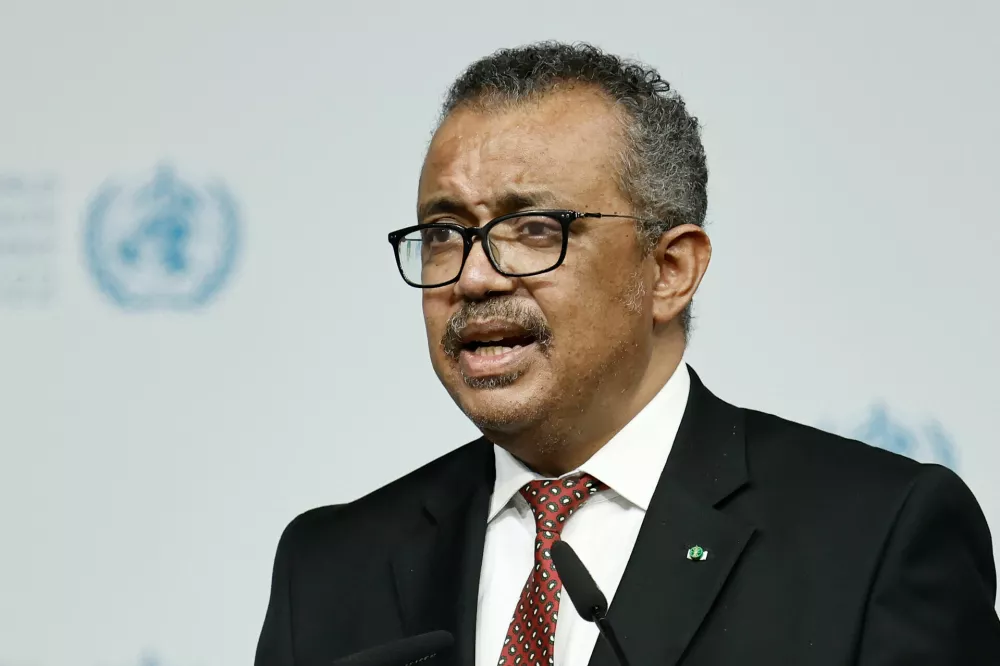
1;2;997;665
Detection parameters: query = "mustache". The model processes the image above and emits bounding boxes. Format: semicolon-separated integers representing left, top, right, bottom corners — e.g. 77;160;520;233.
441;296;553;359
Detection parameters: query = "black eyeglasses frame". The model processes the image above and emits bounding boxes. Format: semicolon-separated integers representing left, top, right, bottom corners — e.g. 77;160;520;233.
387;209;650;289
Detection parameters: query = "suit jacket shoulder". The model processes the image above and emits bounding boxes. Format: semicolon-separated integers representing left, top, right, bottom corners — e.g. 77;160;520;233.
642;376;1000;664
742;407;925;494
277;437;493;562
736;407;965;567
730;407;999;662
256;438;494;666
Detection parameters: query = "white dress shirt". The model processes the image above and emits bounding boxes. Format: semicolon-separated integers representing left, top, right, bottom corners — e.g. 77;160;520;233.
475;363;691;666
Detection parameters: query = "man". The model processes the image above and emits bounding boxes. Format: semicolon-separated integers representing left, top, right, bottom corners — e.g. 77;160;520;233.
255;42;1000;665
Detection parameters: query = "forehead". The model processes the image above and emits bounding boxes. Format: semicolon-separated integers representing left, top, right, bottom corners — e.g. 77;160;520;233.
418;87;625;216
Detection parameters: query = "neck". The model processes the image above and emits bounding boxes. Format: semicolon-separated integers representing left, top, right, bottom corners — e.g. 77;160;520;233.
487;338;685;477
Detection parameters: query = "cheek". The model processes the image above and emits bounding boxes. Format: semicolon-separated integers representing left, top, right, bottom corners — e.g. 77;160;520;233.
422;294;451;349
542;270;643;355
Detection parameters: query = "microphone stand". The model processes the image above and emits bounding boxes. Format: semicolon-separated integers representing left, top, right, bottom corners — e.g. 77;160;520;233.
592;607;632;666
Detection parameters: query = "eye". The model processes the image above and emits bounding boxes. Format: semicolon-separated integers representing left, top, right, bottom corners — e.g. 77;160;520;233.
421;226;461;245
511;216;562;239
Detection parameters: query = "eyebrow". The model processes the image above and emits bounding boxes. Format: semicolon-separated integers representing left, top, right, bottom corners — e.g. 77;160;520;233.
417;189;560;222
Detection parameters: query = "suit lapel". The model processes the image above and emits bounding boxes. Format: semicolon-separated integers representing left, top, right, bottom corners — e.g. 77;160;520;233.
589;367;756;666
391;439;495;666
388;367;754;666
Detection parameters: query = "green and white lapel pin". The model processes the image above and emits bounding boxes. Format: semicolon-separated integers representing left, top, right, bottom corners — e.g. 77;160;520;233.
686;545;709;561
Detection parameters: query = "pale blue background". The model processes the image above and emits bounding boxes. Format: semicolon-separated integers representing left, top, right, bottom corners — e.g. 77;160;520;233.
1;1;997;665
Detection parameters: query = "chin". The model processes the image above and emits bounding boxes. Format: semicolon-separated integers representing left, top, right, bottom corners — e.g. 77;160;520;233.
453;375;549;434
461;370;523;390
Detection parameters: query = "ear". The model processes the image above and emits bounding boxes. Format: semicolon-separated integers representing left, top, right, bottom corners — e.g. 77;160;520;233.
650;224;712;327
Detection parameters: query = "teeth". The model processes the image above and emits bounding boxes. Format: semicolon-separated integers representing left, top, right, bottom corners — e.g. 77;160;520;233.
475;345;509;356
473;344;523;356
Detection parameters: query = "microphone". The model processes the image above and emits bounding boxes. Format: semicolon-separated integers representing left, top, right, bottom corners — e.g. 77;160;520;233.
330;630;454;666
551;540;632;666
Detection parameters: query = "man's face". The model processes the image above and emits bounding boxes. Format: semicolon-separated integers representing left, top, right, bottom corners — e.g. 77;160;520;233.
417;88;656;439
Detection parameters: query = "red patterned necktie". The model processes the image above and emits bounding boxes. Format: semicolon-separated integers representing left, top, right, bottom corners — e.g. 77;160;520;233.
497;475;607;666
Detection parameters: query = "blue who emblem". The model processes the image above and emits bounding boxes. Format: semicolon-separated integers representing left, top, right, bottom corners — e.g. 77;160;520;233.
822;404;960;471
84;164;240;309
847;403;959;470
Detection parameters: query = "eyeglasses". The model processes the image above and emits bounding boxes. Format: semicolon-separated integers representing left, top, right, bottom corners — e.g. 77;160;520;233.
387;209;647;288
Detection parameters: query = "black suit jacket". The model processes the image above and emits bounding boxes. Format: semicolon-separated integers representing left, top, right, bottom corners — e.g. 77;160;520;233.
255;368;1000;665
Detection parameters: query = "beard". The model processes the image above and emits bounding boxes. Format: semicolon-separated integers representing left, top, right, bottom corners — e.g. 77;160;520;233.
439;294;552;390
441;268;649;452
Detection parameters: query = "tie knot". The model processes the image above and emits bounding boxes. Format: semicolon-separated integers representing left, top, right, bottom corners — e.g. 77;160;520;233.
519;474;606;534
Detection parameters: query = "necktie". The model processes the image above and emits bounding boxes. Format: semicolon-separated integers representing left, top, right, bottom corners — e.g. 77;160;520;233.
497;475;607;666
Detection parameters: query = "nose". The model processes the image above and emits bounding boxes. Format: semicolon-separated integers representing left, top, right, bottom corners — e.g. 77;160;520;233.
455;238;516;300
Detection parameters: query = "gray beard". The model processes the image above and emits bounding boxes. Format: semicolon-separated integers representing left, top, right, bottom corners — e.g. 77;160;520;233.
462;369;524;390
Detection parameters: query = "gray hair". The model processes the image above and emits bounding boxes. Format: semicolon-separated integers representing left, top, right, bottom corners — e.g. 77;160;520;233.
439;41;707;336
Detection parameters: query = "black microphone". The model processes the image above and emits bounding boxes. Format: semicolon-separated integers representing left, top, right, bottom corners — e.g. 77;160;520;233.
551;540;633;666
330;630;454;666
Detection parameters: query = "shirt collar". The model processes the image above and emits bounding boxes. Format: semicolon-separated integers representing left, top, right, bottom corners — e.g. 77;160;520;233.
487;362;691;521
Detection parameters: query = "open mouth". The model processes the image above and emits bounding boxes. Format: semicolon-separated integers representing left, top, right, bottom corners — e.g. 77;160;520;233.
453;322;545;380
461;334;538;357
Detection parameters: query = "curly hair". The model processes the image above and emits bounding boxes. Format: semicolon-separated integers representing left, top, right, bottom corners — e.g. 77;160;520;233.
440;41;708;336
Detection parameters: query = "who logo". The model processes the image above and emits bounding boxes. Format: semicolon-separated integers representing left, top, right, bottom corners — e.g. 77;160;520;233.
829;404;959;470
83;163;241;309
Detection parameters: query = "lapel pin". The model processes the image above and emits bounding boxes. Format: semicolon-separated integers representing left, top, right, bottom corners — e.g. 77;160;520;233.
686;545;708;561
